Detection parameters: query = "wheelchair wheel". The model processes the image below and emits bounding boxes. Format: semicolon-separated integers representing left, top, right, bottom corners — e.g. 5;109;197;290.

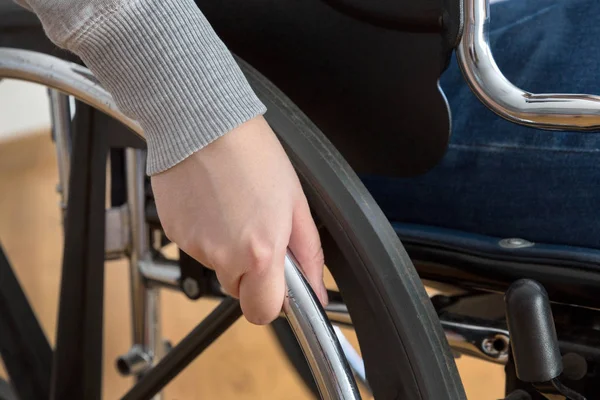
239;59;466;399
0;26;466;399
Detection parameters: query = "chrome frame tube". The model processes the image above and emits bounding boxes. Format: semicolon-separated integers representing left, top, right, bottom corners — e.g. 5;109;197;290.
0;47;360;400
145;287;163;367
441;320;510;365
126;148;150;348
139;259;181;290
126;148;163;400
48;89;71;210
458;0;600;131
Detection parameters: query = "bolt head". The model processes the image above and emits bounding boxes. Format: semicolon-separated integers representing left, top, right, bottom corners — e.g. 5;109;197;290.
182;277;200;298
499;238;534;249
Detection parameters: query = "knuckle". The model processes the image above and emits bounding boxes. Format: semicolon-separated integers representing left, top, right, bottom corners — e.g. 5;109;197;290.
247;240;276;274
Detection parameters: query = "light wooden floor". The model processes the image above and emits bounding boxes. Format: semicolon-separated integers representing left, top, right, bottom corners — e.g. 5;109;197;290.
0;133;505;399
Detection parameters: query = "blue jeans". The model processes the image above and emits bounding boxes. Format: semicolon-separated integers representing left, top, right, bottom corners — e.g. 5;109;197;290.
362;0;600;249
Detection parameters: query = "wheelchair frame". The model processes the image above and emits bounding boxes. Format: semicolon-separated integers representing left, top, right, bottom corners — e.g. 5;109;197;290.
2;0;600;398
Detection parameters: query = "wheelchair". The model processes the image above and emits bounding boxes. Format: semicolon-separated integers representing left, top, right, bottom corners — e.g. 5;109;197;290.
1;0;600;399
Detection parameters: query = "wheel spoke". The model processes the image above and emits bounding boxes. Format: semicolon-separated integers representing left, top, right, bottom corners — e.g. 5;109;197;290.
326;302;353;328
48;89;71;217
332;326;370;393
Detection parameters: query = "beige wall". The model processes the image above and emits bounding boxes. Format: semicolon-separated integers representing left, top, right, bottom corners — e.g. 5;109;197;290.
0;80;51;142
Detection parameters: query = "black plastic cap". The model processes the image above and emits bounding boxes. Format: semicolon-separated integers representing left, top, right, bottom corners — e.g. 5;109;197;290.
505;279;563;383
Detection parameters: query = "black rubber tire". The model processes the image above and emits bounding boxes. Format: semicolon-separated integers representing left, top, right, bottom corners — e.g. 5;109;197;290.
240;59;466;399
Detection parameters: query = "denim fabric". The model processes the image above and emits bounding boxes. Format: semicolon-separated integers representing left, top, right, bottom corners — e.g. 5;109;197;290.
362;0;600;249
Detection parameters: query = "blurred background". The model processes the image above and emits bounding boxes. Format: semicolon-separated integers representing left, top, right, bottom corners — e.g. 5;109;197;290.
0;80;504;399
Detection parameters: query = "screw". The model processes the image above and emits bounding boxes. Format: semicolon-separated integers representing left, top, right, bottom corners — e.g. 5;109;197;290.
482;334;510;358
182;277;200;298
499;238;534;249
163;340;173;354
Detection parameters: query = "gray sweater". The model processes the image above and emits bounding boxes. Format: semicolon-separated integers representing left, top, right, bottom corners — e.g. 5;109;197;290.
17;0;267;175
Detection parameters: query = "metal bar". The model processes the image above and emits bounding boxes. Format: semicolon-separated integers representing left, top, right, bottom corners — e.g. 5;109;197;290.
139;259;181;290
104;204;131;260
325;297;511;365
283;252;361;400
325;303;353;328
121;298;243;400
50;102;107;400
142;260;355;324
48;90;71;211
141;259;353;325
326;301;512;365
145;288;163;364
441;317;510;364
457;0;600;131
0;245;52;400
126;148;163;399
332;326;369;391
126;149;150;349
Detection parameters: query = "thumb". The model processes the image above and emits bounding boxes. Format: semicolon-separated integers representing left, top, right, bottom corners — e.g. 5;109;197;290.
288;197;328;306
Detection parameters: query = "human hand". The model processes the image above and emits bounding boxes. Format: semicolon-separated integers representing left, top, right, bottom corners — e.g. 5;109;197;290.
151;116;328;324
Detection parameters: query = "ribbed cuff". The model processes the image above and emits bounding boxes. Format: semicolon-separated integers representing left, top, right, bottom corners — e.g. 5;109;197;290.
68;0;266;175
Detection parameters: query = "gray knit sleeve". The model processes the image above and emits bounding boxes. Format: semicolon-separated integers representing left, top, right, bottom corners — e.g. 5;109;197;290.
16;0;267;175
